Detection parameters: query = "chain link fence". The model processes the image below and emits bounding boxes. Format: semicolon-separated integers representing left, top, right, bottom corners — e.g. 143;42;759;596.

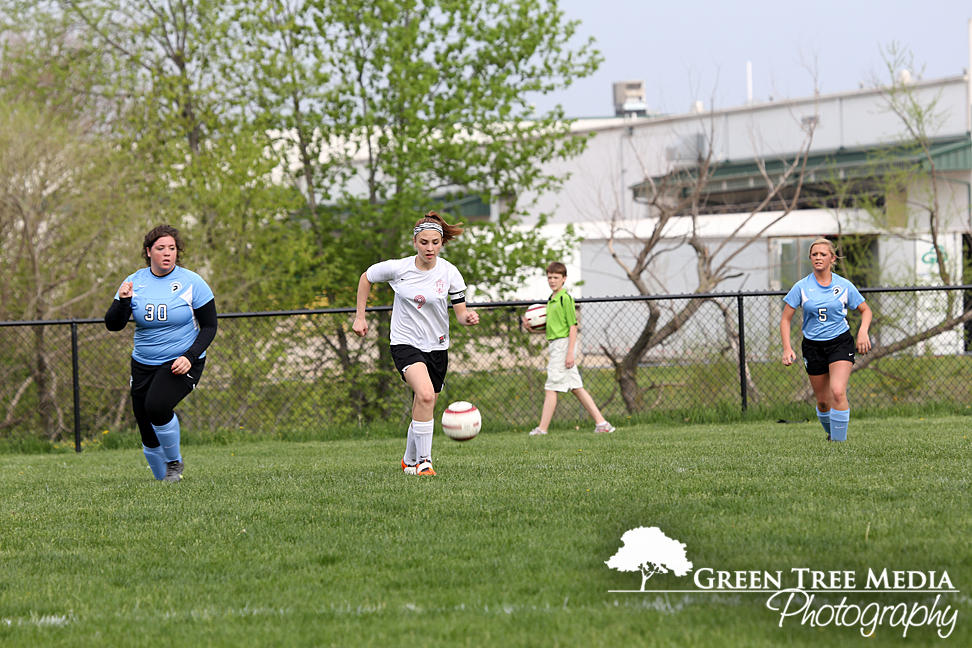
3;286;972;449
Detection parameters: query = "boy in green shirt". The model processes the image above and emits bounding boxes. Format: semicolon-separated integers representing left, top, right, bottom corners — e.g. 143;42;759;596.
525;262;615;435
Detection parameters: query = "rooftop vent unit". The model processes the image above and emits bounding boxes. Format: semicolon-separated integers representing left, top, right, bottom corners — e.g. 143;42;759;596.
665;132;708;166
613;80;647;117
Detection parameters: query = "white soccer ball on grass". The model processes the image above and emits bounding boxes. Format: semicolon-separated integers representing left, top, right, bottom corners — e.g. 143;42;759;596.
441;401;482;441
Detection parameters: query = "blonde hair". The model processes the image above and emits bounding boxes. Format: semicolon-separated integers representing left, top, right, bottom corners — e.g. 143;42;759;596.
808;238;842;270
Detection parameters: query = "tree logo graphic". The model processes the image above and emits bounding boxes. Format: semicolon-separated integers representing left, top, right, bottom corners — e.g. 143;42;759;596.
605;526;694;591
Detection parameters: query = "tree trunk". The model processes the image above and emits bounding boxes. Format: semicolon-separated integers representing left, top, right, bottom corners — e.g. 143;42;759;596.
606;296;712;414
615;362;643;412
853;307;972;372
31;325;57;440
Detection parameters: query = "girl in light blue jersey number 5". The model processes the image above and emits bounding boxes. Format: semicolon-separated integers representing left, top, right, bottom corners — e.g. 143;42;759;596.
105;225;217;482
780;238;872;441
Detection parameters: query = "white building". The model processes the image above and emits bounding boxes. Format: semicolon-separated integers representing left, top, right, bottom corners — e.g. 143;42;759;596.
510;70;972;360
519;74;972;301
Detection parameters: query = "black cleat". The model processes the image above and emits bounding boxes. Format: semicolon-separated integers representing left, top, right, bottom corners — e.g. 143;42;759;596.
163;460;184;483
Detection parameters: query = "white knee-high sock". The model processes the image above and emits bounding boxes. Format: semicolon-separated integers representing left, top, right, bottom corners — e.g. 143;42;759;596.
413;419;434;463
152;413;182;462
403;422;417;465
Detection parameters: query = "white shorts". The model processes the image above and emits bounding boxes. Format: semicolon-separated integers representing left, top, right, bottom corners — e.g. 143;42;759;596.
545;337;584;392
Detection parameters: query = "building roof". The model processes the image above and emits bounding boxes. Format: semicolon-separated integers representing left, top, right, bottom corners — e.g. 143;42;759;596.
633;135;972;198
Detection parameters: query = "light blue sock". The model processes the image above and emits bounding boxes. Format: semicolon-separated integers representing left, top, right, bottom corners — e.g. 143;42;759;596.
816;408;831;437
152;413;182;462
830;408;849;442
142;445;167;480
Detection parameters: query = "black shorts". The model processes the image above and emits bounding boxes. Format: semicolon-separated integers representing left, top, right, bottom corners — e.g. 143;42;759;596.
130;357;206;397
390;345;448;393
129;357;206;444
802;330;855;376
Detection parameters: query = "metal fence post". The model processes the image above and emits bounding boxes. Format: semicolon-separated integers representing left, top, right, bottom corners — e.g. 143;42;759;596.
71;321;82;453
737;295;748;413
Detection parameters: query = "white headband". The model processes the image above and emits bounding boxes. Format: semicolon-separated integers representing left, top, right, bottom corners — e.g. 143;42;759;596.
414;222;443;237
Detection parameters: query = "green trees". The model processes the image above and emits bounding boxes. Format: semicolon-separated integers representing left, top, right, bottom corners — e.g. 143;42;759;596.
0;1;600;433
2;0;598;310
52;0;309;310
230;0;596;417
233;0;597;301
0;103;146;437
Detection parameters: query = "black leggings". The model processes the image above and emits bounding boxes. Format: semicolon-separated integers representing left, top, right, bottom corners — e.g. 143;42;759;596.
130;357;205;447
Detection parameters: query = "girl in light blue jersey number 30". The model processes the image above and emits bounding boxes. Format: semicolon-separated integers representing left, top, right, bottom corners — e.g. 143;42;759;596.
780;239;872;441
105;225;217;482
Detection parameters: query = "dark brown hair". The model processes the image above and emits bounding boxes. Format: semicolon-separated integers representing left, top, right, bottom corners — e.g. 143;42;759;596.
142;224;184;266
546;261;567;277
413;210;464;244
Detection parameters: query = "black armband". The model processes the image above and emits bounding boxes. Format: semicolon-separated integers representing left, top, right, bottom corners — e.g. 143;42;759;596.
181;299;218;363
104;297;133;331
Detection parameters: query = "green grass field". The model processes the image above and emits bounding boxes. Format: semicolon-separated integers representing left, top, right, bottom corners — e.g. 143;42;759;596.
2;417;970;647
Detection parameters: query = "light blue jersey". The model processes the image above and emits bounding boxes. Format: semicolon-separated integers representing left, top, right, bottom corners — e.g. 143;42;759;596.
783;273;864;341
115;266;215;365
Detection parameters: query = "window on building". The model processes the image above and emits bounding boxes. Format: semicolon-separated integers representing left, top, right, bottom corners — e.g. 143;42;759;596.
770;237;814;291
440;193;494;222
771;235;878;290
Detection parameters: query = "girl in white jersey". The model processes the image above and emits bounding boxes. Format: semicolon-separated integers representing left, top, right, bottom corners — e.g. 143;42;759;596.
780;239;872;441
352;211;480;475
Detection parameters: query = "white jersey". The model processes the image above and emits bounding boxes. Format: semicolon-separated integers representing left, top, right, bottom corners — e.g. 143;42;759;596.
366;256;467;351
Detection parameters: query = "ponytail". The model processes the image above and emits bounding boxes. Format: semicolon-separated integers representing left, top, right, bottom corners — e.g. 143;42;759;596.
413;210;464;244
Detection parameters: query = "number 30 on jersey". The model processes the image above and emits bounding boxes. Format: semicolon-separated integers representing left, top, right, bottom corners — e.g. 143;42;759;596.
145;303;168;321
